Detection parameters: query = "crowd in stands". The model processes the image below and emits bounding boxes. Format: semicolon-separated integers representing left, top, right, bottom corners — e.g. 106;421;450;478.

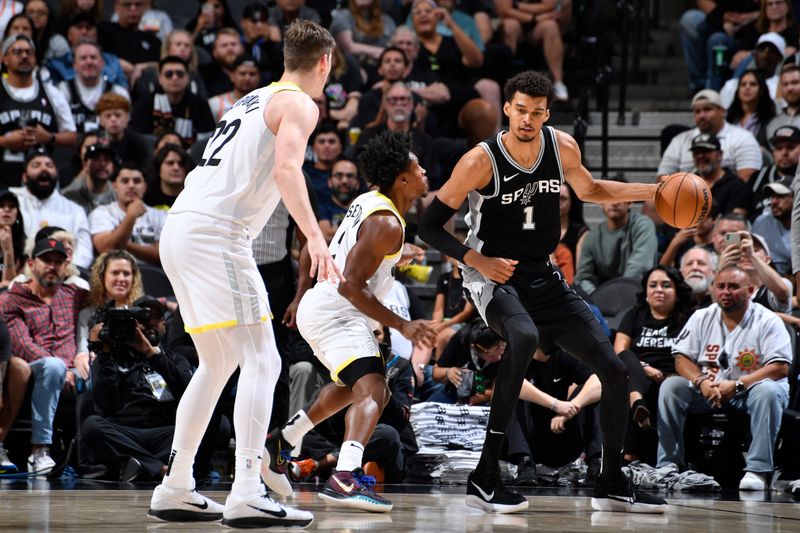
0;0;796;497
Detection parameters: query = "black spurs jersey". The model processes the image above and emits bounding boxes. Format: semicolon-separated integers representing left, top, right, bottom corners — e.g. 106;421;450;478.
464;127;565;263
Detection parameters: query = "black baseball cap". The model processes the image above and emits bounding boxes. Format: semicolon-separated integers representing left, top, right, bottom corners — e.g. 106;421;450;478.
690;133;721;152
242;2;269;21
769;125;800;146
232;54;258;70
32;238;67;259
134;295;167;314
0;189;18;206
84;143;116;161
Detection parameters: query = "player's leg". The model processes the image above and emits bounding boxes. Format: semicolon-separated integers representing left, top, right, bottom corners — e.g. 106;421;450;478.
465;281;536;513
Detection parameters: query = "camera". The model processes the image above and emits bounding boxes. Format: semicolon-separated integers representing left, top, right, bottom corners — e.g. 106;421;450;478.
95;306;151;346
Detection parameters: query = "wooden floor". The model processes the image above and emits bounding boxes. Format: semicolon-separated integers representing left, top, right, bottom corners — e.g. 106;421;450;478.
2;481;799;531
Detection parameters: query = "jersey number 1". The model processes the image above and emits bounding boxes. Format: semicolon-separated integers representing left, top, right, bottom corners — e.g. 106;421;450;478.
523;206;536;230
198;119;241;167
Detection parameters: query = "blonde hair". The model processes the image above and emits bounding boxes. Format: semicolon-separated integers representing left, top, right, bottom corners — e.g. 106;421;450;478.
88;250;143;308
162;29;198;72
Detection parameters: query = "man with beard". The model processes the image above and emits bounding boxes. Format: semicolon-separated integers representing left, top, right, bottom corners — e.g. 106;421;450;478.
720;33;785;108
660;203;718;270
89;163;166;266
752;179;793;275
748;126;800;218
766;64;800;139
62;143;117;215
680;246;717;309
198;29;246;98
302;121;343;204
658;90;761;181
207;55;261;124
0;239;89;476
575;180;658;294
319;158;361;242
0;35;77;187
10;150;93;269
689;133;750;217
657;265;792;491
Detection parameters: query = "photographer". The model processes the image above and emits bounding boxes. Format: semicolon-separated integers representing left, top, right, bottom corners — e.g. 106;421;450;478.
81;296;202;481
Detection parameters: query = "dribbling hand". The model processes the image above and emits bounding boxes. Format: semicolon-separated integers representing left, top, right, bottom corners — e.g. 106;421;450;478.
307;234;344;283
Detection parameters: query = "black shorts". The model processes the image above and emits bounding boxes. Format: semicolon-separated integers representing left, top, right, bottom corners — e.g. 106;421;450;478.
337;353;386;389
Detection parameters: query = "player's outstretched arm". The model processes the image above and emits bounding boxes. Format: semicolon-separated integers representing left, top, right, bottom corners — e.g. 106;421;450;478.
339;212;437;347
270;92;343;283
557;130;659;204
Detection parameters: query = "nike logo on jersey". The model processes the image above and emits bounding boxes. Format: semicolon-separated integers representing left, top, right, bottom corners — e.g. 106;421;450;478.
471;481;495;501
503;172;520;182
247;504;287;518
553;378;562;382
184;501;209;510
488;429;504;435
333;476;354;493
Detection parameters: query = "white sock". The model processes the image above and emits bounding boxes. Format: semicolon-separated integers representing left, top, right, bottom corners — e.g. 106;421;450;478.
335;441;365;472
281;410;314;448
231;449;262;497
163;448;196;491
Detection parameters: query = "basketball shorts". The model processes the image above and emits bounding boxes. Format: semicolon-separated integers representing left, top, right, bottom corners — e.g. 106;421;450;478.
160;211;270;334
296;285;382;386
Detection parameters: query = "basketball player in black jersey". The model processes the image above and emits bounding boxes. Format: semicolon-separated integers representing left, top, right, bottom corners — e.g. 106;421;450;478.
419;71;669;514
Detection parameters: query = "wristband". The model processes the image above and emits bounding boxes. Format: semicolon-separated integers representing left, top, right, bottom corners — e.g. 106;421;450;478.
550;399;558;412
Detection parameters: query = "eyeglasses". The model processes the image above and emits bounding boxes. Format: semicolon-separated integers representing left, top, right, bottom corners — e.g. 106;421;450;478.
386;96;411;105
162;69;186;79
8;48;33;57
332;172;357;179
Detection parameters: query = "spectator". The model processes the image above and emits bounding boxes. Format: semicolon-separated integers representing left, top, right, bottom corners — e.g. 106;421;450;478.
0;0;22;37
575;182;658;294
144;144;193;211
748;125;800;215
96;92;150;166
324;46;364;132
24;0;69;62
98;0;162;82
493;0;570;101
154;131;183;153
765;63;800;138
558;182;588;274
0;238;89;476
318;158;360;242
38;227;90;291
89;163;166;266
405;0;489;51
132;29;209;103
0;34;78;187
186;0;240;55
614;266;694;461
10;149;92;269
711;211;751;255
660;203;719;269
720;32;785;110
725;67;777;148
109;0;173;43
730;0;799;76
131;56;215;148
198;28;245;98
268;0;322;41
330;0;395;69
681;245;718;309
431;254;474;356
207;54;261;123
67;132;98;186
689;132;751;216
659;89;762;180
57;40;130;134
389;25;452;110
0;317;29;474
2;13;33;42
62;143;116;216
302;120;343;206
0;189;23;288
657;264;791;491
45;13;127;87
704;1;761;91
752;178;793;274
240;2;283;83
55;0;104;34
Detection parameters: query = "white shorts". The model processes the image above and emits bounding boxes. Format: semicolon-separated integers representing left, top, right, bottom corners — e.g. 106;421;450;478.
296;286;381;386
160;211;270;333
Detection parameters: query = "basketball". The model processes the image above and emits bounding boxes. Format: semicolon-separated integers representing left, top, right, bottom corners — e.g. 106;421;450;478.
655;172;713;229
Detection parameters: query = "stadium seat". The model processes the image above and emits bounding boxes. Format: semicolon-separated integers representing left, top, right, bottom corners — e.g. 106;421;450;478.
586;277;640;330
138;263;174;298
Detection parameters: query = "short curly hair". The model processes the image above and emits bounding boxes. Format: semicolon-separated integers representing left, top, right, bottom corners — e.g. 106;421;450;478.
358;130;412;193
503;70;554;106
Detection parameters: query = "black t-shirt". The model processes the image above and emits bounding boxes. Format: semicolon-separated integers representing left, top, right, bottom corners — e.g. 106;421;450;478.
130;91;215;148
526;350;594;401
435;271;466;319
199;62;234;98
108;129;151;168
617;304;686;372
437;326;500;394
325;53;364;111
98;22;161;65
711;169;751;216
144;186;178;211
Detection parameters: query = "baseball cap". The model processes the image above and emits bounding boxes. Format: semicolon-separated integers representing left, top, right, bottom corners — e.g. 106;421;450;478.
691;89;723;109
84;143;116;160
690;132;721;152
232;54;258;70
769;125;800;145
756;32;787;57
1;34;35;56
133;295;167;314
32;238;67;259
34;226;65;243
750;233;772;258
24;145;53;165
68;12;95;28
242;2;269;21
763;176;794;196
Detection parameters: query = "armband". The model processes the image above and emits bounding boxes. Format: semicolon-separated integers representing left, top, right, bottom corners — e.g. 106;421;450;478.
418;197;471;263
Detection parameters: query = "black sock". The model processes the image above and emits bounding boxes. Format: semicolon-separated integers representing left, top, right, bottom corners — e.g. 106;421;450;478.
600;446;624;482
474;429;504;481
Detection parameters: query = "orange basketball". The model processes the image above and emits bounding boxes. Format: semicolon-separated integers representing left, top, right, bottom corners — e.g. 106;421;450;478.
655;172;713;229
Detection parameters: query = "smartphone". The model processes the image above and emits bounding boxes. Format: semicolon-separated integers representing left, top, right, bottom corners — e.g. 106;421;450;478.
725;232;741;246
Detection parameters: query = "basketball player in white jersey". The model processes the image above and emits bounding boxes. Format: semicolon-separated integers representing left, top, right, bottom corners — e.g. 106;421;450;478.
147;21;341;529
261;131;437;512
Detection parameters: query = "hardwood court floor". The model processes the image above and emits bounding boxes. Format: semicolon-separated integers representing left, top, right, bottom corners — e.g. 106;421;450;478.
1;481;799;532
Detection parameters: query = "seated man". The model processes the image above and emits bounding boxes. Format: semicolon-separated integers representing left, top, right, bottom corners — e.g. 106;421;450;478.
0;239;89;475
752;179;792;276
319;158;361;242
96;92;150;165
89;163;166;266
240;2;284;83
680;245;717;309
62;143;117;216
207;55;261;124
748;126;800;218
131;56;215;149
575;180;658;294
657;265;792;491
98;0;161;82
688;133;750;217
83;296;228;481
0;318;30;474
198;28;245;98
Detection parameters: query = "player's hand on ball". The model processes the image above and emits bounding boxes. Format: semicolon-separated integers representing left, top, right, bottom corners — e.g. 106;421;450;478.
401;319;438;347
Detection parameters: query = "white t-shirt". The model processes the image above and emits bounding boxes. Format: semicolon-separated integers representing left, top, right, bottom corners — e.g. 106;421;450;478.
657;122;762;176
672;302;792;390
382;279;414;360
88;201;167;246
4;78;77;132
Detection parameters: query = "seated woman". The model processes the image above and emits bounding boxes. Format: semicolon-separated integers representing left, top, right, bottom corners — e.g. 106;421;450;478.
614;265;693;462
133;30;209;102
0;189;26;288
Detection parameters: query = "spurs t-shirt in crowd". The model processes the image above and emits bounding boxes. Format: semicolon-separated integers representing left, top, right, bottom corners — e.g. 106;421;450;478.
130;91;215;148
618;304;687;373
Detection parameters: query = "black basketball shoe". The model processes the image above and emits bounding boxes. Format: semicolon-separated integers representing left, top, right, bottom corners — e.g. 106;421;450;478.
261;428;293;497
465;471;529;514
591;474;668;514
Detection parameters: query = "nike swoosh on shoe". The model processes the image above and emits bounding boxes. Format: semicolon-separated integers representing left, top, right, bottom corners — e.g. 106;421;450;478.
471;481;494;501
247;504;287;518
184;501;209;510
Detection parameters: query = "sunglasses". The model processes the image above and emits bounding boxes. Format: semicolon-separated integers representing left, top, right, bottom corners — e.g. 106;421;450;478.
162;69;186;80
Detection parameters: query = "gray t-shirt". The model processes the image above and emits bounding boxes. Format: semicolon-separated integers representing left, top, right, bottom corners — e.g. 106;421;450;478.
329;9;396;49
